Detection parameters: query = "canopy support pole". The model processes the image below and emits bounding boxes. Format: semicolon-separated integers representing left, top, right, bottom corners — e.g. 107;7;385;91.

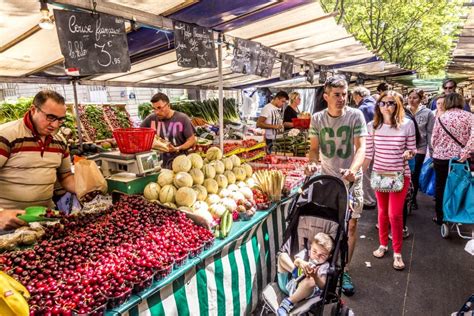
218;33;224;152
72;80;84;149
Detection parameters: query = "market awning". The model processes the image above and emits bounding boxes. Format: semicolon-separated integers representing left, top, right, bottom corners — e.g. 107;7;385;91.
0;0;410;89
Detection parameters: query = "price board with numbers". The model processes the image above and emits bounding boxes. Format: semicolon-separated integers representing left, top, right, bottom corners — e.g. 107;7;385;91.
173;21;217;68
54;9;131;75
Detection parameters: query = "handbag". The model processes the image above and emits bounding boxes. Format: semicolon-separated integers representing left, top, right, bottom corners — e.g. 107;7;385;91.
370;171;404;192
443;159;474;224
419;158;436;197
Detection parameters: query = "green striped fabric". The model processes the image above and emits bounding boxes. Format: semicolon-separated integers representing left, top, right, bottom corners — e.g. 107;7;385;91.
123;200;293;316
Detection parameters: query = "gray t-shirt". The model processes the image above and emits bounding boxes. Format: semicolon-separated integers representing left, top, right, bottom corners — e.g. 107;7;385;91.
294;249;330;277
309;107;368;178
141;111;195;168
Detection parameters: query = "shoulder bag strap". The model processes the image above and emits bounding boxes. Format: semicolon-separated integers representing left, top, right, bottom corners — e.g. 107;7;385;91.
437;117;465;148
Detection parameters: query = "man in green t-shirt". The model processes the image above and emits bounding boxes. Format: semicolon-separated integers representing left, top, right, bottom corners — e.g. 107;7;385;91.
306;75;368;296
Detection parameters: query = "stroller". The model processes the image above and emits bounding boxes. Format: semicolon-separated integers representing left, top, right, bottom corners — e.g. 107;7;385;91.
261;175;353;316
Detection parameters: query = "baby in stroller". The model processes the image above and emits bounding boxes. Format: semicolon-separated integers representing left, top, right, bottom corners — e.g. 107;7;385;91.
277;232;334;316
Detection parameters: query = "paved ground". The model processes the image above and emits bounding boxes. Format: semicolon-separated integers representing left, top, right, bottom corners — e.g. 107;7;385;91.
344;193;474;316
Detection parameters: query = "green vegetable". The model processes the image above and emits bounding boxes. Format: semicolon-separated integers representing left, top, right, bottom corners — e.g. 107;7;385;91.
0;97;33;123
138;102;152;120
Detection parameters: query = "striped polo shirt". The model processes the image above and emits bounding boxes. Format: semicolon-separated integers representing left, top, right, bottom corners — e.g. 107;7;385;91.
0;112;71;209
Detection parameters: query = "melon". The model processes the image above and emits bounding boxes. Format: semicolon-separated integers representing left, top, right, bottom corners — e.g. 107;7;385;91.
210;203;227;218
179;206;192;212
174;172;193;188
230;155;241;167
158;169;174;186
175;187;197;207
206;147;223;161
206;194;221;205
192;185;208;201
223;158;233;171
224;170;236;184
172;155;192;173
213;160;225;174
163;202;177;209
203;164;216;179
219;188;231;198
143;182;160;201
227;184;239;192
233;167;247;181
204;178;219;194
189;168;204;185
159;185;177;204
242;164;253;177
239;187;254;199
187;153;204;169
192;201;209;213
215;174;228;189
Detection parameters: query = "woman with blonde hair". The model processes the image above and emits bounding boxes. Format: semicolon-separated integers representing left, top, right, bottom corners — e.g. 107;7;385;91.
363;91;417;270
283;91;301;130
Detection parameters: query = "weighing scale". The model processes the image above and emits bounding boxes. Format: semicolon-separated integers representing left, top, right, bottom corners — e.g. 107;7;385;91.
97;151;161;195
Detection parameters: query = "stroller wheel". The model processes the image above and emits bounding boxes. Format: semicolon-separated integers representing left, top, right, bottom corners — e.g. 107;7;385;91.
331;303;351;316
441;223;450;239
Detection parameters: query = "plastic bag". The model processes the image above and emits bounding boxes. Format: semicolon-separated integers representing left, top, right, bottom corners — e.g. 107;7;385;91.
74;160;107;202
419;158;436;197
443;159;474;224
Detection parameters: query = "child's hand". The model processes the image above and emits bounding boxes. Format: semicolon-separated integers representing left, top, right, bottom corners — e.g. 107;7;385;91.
300;260;315;276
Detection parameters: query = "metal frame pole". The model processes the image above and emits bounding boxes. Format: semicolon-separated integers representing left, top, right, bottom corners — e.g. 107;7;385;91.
72;80;84;149
218;33;224;152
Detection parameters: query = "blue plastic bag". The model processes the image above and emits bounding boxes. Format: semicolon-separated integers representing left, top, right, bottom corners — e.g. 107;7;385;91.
419;158;435;197
443;159;474;224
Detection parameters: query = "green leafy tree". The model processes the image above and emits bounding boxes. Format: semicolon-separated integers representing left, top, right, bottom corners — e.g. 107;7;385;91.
320;0;467;76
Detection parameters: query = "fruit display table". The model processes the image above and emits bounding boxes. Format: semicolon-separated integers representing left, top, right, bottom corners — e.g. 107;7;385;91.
106;196;295;315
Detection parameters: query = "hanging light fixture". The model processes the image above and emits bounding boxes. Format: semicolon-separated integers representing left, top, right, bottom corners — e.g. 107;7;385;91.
38;0;54;30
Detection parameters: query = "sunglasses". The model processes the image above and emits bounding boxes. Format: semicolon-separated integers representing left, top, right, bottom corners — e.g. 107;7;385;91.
36;107;66;124
443;85;455;90
378;101;396;107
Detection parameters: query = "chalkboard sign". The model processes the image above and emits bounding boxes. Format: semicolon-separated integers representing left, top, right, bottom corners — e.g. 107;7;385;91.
280;54;294;80
230;38;261;75
173;21;217;68
306;61;315;84
54;10;131;75
255;46;277;78
319;68;328;84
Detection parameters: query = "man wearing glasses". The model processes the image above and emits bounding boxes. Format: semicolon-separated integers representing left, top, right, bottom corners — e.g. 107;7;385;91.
0;90;75;231
306;75;367;296
141;92;196;168
429;79;471;112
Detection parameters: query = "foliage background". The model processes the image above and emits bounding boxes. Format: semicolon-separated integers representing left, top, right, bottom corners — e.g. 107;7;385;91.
320;0;468;77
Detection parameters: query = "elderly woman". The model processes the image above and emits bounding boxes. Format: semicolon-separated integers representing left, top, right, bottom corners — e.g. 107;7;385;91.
431;93;474;225
283;92;301;130
432;94;446;118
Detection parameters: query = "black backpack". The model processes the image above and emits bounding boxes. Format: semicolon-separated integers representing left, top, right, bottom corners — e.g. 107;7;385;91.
405;109;421;147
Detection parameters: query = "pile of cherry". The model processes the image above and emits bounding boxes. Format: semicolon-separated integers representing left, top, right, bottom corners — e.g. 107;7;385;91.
0;195;214;315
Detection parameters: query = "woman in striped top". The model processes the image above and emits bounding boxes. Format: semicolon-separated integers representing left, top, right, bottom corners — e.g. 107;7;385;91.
363;91;417;270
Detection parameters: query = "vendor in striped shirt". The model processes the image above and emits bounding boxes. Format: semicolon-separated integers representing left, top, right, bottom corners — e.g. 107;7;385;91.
0;90;75;230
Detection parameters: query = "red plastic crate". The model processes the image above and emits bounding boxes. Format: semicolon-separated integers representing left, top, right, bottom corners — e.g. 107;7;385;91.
292;118;310;129
113;128;155;154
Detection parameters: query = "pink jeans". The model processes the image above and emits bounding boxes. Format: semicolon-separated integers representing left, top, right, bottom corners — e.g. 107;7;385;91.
375;177;410;253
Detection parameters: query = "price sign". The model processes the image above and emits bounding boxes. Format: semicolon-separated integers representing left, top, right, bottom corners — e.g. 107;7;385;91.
230;37;261;75
173;21;217;68
54;10;131;75
280;53;295;80
255;45;277;78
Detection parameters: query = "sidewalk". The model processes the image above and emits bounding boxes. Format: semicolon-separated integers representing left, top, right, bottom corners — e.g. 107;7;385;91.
345;193;474;315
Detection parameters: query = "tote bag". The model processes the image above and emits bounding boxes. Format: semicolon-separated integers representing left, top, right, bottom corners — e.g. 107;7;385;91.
443;159;474;224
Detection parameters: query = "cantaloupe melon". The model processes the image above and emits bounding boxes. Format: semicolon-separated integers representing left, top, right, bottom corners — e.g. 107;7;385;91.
203;164;216;179
159;185;177;203
230;155;241;167
204;178;219;194
213;160;225;174
189;168;204;185
224;170;236;184
223;158;233;171
175;187;197;207
173;172;193;188
172;155;192;173
215;174;228;189
242;164;253;177
233;167;247;181
206;147;223;161
192;185;208;201
187;153;204;169
157;169;174;186
144;182;160;201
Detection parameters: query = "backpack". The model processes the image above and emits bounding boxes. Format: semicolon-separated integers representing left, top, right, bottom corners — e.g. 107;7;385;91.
405;109;421;147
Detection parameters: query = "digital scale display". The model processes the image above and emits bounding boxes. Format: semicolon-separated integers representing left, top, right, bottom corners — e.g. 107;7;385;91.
136;152;160;174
